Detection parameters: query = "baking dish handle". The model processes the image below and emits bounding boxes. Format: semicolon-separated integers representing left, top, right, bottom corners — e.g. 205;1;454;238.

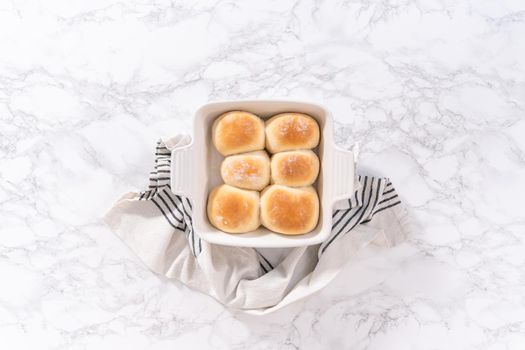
170;144;194;198
333;142;359;202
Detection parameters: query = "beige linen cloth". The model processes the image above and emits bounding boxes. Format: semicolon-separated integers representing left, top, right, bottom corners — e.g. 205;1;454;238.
105;135;410;315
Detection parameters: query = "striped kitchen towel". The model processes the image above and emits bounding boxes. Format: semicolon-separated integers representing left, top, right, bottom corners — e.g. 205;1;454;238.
105;135;410;314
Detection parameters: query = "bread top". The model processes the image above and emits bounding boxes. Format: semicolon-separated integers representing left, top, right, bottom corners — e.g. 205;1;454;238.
265;113;320;153
271;150;319;186
221;151;270;190
212;111;265;155
207;185;259;233
261;185;319;235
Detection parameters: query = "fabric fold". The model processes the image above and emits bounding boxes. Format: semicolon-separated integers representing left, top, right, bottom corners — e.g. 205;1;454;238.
104;135;410;314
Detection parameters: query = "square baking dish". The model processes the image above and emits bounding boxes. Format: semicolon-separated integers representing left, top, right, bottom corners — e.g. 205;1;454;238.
171;100;356;248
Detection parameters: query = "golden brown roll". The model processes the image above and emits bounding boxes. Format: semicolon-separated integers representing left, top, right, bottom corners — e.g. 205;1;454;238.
271;150;319;187
212;111;265;156
221;150;270;191
265;113;320;154
260;185;319;235
207;185;260;233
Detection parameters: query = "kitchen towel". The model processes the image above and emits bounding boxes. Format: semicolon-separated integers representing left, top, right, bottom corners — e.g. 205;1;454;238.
104;135;410;315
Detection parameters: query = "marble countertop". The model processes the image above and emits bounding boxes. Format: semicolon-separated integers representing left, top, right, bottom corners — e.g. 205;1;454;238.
1;0;524;349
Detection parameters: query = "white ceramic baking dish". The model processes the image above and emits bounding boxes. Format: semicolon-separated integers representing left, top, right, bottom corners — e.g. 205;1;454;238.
170;100;356;248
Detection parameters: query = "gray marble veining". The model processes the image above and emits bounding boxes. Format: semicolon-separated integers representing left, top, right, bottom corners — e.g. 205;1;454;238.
1;0;524;349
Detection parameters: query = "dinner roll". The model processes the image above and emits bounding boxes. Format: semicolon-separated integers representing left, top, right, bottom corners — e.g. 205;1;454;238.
265;113;320;153
271;150;319;187
207;185;260;233
221;151;270;191
212;111;265;156
260;185;319;235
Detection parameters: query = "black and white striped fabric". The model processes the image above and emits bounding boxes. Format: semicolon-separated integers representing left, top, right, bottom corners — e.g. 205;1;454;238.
138;141;202;257
320;175;401;255
105;136;409;313
136;140;402;266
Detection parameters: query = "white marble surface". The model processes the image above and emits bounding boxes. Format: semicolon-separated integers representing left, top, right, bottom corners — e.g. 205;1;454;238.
1;0;525;349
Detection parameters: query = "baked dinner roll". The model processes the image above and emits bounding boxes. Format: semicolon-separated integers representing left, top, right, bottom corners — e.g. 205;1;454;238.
221;151;270;191
207;185;260;233
260;185;319;235
265;113;320;153
271;150;319;187
212;111;265;156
